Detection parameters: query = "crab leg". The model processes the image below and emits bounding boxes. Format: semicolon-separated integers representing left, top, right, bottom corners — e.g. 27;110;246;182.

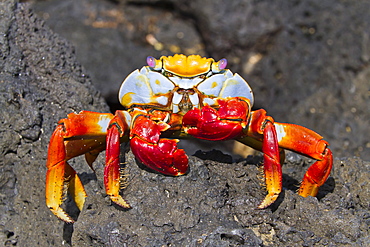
241;109;332;208
236;109;283;208
274;122;333;197
46;125;79;223
46;111;114;223
105;111;131;208
258;120;282;208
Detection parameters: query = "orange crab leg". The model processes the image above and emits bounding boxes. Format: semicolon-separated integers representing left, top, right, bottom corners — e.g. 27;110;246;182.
45;111;114;223
46;125;88;223
258;120;282;208
105;111;131;208
240;109;332;208
239;110;284;208
46;125;76;223
274;122;333;197
64;163;86;212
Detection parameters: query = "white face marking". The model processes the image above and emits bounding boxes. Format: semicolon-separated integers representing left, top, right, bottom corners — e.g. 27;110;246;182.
172;104;179;113
119;68;175;107
197;74;225;97
172;92;182;104
203;98;215;106
218;73;254;106
97;115;111;133
170;77;202;89
274;124;286;143
197;70;254;106
156;96;169;105
189;94;199;106
122;111;132;127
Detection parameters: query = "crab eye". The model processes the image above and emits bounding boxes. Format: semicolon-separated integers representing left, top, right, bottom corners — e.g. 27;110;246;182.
147;56;156;68
218;58;227;70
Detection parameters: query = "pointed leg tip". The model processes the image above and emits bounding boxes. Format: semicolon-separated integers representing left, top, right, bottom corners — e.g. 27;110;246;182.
256;201;271;210
298;183;320;198
49;207;75;223
62;218;75;224
257;192;279;209
175;170;187;176
256;203;268;210
110;195;131;209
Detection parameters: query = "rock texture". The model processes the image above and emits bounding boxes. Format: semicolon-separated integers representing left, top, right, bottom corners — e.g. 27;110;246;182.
0;1;369;246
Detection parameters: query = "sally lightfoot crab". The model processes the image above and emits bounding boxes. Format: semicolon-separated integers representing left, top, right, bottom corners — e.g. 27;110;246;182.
46;54;333;223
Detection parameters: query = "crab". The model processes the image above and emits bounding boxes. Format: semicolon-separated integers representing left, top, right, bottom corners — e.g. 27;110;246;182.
46;54;333;223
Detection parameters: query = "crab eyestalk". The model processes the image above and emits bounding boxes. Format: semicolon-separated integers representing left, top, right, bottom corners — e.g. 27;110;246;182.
147;56;162;70
212;58;227;72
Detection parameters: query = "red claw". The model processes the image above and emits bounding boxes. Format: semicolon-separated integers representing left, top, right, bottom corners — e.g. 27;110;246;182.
130;115;168;143
130;137;188;176
130;115;188;176
183;98;249;141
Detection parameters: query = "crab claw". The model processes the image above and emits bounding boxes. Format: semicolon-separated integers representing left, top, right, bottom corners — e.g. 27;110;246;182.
130;115;188;176
183;98;249;141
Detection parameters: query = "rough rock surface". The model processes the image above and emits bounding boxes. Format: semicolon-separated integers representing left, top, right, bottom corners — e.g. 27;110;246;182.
0;1;369;246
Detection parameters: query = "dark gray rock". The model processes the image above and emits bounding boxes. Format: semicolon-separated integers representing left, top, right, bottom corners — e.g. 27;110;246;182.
0;1;369;246
0;1;108;246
